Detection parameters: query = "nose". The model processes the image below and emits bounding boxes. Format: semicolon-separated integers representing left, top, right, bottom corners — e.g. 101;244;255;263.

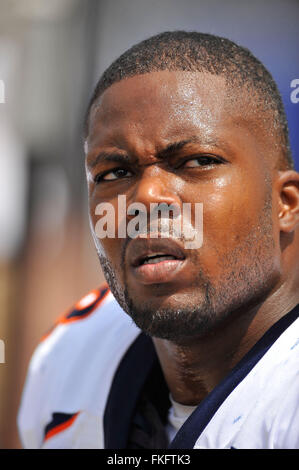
128;165;182;217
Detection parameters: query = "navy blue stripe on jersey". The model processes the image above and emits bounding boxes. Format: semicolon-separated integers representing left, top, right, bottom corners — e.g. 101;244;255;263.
169;304;299;449
104;333;161;449
44;412;79;441
65;286;109;320
40;285;110;343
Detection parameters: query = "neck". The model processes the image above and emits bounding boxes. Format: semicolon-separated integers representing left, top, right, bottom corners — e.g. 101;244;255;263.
153;282;299;406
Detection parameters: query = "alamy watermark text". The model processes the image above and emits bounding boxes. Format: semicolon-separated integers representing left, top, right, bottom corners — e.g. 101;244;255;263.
94;196;203;249
0;340;5;363
290;79;299;104
0;80;5;104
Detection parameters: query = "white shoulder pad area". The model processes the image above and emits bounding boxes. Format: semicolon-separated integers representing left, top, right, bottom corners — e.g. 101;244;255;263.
17;289;141;449
194;317;299;449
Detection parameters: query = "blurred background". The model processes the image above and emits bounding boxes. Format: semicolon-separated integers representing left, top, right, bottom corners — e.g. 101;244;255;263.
0;0;298;448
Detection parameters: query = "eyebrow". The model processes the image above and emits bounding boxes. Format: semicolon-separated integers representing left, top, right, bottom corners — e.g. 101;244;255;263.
88;136;229;168
88;152;132;168
156;139;197;159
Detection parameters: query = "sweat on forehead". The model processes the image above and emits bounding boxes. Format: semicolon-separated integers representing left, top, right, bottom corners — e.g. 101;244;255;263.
84;31;293;170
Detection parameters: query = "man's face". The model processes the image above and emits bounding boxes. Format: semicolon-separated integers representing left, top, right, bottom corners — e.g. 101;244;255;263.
85;71;281;343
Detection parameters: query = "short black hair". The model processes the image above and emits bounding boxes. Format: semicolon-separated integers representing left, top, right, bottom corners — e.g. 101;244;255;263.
84;30;293;169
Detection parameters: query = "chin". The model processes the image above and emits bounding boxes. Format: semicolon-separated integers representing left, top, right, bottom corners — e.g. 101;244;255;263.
123;291;220;343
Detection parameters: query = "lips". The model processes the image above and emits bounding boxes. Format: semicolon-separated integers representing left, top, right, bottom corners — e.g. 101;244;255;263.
126;237;187;284
140;254;180;265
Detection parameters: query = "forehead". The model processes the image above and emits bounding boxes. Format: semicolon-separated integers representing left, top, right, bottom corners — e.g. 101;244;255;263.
87;71;270;161
89;72;227;141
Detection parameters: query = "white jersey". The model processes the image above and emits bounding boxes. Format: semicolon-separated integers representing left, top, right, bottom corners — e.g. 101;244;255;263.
18;285;299;449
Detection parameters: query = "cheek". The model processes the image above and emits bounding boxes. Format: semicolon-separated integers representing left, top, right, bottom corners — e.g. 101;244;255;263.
192;174;272;256
88;192;126;281
92;230;125;287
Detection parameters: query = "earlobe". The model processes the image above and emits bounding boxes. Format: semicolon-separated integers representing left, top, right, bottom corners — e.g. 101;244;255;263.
277;171;299;233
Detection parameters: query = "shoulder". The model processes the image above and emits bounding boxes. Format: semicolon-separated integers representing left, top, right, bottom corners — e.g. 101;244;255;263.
194;315;299;449
30;284;139;373
236;316;299;449
18;284;141;448
28;284;135;374
39;284;111;343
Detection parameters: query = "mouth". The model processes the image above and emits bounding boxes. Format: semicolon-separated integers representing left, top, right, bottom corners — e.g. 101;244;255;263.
136;253;182;265
127;237;187;285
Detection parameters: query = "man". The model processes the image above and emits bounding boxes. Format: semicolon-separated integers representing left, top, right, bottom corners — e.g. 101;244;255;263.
18;31;299;449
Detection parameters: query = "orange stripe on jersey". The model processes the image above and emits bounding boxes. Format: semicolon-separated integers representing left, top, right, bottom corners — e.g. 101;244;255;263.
75;290;99;310
40;284;110;343
44;412;80;442
61;286;110;324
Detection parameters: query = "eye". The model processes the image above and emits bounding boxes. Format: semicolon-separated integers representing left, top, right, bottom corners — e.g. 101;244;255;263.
94;168;133;183
182;155;222;168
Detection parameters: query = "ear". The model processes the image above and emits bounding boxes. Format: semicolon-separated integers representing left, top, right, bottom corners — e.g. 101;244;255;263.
277;170;299;233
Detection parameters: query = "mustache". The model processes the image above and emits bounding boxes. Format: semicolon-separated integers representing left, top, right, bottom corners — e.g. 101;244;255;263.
120;217;200;265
